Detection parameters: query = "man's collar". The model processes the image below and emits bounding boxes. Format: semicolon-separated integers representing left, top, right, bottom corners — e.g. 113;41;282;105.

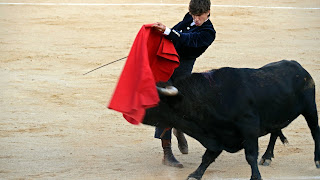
190;18;209;26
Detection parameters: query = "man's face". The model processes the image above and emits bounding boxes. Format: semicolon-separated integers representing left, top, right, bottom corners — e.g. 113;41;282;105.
191;10;210;26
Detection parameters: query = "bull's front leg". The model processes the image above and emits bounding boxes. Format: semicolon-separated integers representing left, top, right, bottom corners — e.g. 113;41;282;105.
244;136;262;180
238;112;262;180
187;150;222;180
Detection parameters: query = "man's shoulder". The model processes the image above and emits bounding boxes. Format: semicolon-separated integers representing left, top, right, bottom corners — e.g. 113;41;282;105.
201;20;215;31
182;13;193;22
204;19;214;27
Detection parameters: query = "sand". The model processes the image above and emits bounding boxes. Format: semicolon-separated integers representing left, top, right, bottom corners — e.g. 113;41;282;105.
0;0;320;179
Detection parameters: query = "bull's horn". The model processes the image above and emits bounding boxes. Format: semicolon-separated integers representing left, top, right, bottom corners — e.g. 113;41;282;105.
156;86;179;96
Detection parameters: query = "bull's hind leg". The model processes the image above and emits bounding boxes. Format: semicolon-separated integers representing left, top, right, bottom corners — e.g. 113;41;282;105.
259;130;288;166
187;150;222;180
302;100;320;168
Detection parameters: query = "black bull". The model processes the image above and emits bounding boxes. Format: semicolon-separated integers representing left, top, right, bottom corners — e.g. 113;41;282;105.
142;60;320;180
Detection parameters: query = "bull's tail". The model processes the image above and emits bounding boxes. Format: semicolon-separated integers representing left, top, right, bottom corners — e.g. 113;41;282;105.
300;64;320;168
278;131;289;145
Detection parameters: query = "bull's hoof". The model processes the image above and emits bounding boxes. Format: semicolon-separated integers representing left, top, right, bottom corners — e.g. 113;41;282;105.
259;158;272;166
187;173;201;180
316;161;320;168
187;177;198;180
250;177;262;180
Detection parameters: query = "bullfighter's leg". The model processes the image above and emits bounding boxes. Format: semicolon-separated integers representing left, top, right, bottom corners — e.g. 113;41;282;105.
187;150;222;180
173;128;188;154
155;127;184;168
302;98;320;168
259;130;288;166
162;139;184;168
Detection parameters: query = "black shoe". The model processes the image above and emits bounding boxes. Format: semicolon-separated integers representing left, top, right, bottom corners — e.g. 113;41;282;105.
162;146;183;168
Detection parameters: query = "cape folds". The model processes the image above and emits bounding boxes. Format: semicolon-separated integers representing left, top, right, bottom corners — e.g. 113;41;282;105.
108;24;180;125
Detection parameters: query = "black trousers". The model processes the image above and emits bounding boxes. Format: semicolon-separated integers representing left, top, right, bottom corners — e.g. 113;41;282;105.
155;59;195;139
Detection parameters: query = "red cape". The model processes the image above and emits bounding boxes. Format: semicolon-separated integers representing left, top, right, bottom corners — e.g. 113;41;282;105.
108;24;179;125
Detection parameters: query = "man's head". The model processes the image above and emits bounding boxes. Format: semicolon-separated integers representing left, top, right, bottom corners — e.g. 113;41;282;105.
189;0;211;26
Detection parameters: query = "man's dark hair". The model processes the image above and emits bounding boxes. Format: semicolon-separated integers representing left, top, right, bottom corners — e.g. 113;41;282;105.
189;0;211;15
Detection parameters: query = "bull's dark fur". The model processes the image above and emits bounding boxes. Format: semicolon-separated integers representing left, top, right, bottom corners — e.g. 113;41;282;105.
143;60;320;180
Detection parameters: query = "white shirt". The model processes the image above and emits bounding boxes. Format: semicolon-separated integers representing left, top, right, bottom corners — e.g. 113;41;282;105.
163;19;207;35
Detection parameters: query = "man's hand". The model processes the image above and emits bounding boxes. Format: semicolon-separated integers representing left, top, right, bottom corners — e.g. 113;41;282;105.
152;22;166;33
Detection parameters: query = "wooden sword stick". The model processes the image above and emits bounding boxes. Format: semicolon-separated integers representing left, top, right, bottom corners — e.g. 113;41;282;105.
83;56;128;75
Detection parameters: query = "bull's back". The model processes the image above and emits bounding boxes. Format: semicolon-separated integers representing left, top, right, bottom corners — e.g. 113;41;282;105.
173;60;314;151
248;60;309;99
195;60;314;134
245;60;314;131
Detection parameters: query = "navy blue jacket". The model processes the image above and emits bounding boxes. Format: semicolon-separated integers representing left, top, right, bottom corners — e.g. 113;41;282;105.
154;13;216;138
166;13;216;61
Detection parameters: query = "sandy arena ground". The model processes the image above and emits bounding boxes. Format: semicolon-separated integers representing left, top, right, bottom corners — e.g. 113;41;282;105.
1;0;320;179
